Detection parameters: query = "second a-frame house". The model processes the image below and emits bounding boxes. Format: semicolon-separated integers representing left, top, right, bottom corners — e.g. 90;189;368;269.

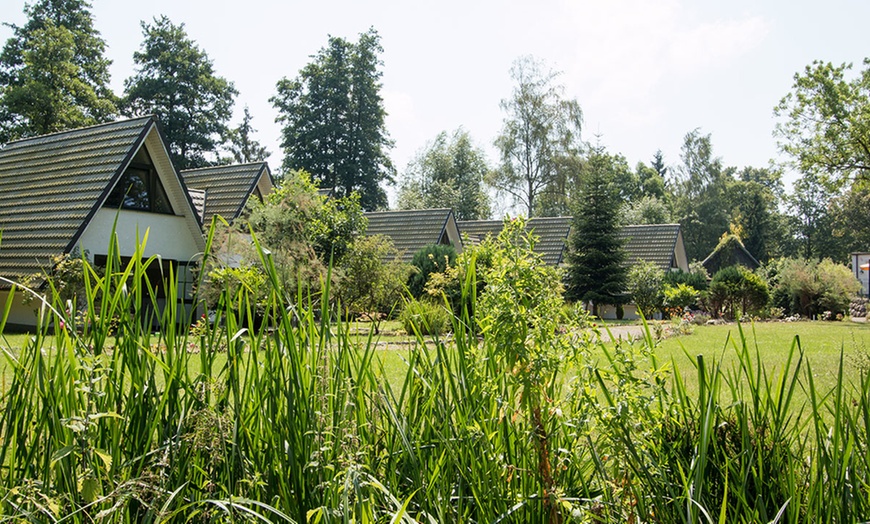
180;162;274;228
0;116;206;329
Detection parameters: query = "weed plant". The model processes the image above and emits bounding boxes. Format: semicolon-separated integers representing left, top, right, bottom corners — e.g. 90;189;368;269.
0;226;868;522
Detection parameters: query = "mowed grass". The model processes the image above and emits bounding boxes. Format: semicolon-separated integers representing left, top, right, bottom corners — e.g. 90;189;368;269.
5;320;868;398
655;320;870;397
366;319;870;406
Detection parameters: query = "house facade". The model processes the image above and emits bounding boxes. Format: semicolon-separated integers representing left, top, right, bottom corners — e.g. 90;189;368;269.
0;117;205;329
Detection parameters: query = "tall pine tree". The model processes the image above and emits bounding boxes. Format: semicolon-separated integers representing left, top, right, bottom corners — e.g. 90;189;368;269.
565;145;628;316
0;0;116;142
271;28;393;210
123;16;237;170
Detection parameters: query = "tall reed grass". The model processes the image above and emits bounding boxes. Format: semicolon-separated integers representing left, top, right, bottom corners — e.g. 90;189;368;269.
0;231;868;522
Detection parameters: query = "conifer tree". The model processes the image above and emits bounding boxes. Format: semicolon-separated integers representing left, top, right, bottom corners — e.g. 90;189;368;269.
565;146;628;316
272;29;393;211
123;16;237;170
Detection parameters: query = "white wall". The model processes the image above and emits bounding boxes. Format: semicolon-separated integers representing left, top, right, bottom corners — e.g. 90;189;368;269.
0;288;51;330
853;253;870;297
78;208;204;263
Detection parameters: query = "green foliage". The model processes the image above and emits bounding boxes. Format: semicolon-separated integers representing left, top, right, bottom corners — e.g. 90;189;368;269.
19;251;102;313
626;260;664;319
663;264;709;291
5;231;870;522
224;105;269;164
397;128;491;220
774;257;861;317
775;58;870;187
670;129;732;261
620;194;670;225
565;145;628;312
662;282;700;311
123;16;237;169
727;170;786;262
272;28;393;211
399;298;451;336
491;55;583;216
709;265;770;319
408;244;457;299
308;191;366;266
339;234;412;321
0;0;116;141
828;181;870;260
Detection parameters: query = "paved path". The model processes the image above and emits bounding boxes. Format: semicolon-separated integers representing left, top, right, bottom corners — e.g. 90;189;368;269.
593;324;649;342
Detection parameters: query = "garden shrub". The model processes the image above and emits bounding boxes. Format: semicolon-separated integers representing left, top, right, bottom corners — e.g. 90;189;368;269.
399;298;451;336
338;234;413;329
773;257;860;318
626;260;664;319
663;262;709;291
662;282;700;312
709;265;769;319
408;243;457;298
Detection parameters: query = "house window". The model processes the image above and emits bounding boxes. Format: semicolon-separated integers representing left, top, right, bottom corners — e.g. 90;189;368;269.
105;165;173;214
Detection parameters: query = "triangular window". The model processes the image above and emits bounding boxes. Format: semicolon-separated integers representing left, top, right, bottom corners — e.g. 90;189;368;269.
105;147;173;214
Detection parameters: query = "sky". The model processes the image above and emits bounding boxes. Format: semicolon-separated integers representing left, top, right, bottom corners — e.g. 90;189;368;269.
2;0;869;209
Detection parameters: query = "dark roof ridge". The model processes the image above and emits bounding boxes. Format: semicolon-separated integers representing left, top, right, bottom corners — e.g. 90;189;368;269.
2;115;155;147
623;223;681;228
366;207;452;215
180;161;268;173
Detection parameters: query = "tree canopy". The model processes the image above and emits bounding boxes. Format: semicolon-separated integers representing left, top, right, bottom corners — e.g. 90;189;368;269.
775;59;870;187
397;128;491;220
123;16;237;170
492;56;583;217
0;0;116;141
272;28;393;211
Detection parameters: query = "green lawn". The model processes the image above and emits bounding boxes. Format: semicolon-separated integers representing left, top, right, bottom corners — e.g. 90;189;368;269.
4;320;869;402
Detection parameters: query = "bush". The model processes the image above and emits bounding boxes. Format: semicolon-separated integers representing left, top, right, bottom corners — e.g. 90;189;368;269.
626;260;665;319
662;283;700;312
709;265;769;320
408;244;457;298
663;263;709;291
774;257;860;317
400;298;451;336
338;235;413;329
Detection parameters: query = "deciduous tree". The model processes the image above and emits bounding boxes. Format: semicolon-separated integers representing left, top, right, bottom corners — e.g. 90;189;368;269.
272;29;393;211
0;0;116;141
123;16;237;170
397;128;490;220
670;130;731;261
492;56;583;216
775;59;870;187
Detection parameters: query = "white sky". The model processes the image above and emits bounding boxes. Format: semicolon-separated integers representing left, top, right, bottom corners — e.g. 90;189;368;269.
3;0;869;205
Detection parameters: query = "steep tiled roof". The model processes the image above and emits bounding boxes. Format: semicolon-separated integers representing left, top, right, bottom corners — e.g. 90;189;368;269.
702;234;760;274
458;217;572;266
617;224;682;272
0;117;153;285
457;220;682;271
181;162;271;226
365;208;456;262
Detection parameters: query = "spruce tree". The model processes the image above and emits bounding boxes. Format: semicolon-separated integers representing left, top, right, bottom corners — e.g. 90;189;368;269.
565;146;628;316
